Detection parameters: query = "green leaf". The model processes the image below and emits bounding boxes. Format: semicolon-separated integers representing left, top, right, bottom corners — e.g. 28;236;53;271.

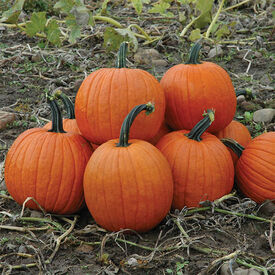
188;28;201;41
149;1;170;15
104;27;125;52
0;0;25;23
54;0;74;13
100;0;111;15
70;5;91;26
194;11;212;28
69;24;81;44
196;0;213;14
115;28;138;51
25;12;47;37
131;0;143;15
45;19;61;46
215;24;230;40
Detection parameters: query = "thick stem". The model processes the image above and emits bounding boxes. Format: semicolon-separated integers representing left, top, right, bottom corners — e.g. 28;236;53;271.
185;41;202;64
47;97;66;133
116;102;155;147
221;138;244;158
116;42;128;68
187;110;215;141
52;90;75;119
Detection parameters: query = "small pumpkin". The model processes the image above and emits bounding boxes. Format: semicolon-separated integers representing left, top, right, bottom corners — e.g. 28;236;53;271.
5;96;93;214
160;42;236;133
83;102;173;232
75;42;165;145
44;90;81;135
222;132;275;203
156;110;234;209
215;120;252;166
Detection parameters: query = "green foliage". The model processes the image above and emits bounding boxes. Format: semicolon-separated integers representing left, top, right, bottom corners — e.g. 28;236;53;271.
189;28;201;41
149;0;174;17
0;0;24;23
25;11;46;37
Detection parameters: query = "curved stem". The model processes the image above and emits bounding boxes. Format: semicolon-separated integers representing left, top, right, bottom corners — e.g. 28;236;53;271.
93;15;122;28
205;0;226;39
187;110;215;141
221;138;244;158
180;14;203;37
116;102;155;147
128;24;152;41
185;41;202;64
116;41;128;68
46;96;66;133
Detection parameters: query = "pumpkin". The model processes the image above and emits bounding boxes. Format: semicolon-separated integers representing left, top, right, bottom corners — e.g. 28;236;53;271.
75;42;165;145
215;120;252;166
160;42;236;133
83;103;173;232
149;121;172;145
5;96;93;214
44;90;81;135
222;132;275;203
156;110;234;209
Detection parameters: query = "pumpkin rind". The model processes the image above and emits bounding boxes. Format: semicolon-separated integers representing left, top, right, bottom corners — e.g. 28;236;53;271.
215;120;251;166
235;132;275;203
83;103;173;232
160;43;236;133
156;111;234;208
5;99;93;214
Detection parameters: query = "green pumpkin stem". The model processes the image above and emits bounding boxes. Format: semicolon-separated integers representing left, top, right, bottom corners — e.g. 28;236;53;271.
47;97;66;133
52;90;75;119
187;110;215;141
116;102;155;147
221;138;244;158
116;42;128;68
235;89;254;99
186;41;202;64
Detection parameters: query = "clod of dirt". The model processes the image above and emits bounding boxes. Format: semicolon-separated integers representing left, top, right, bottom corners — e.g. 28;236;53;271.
258;200;275;216
0;111;16;131
233;267;261;275
220;262;238;275
208;45;223;58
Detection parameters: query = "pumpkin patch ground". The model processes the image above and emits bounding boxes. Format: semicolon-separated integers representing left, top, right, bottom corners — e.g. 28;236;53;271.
0;1;274;274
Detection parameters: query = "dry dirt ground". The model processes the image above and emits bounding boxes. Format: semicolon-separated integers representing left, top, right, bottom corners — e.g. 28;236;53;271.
0;1;274;274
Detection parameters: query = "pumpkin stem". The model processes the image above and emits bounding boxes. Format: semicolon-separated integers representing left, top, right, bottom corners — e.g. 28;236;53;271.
221;138;244;158
235;89;254;99
52;90;75;119
186;41;202;64
187;110;215;141
116;41;128;68
46;96;66;133
116;102;155;147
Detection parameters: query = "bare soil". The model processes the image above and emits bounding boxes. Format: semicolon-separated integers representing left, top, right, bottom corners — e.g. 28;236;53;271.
0;1;274;274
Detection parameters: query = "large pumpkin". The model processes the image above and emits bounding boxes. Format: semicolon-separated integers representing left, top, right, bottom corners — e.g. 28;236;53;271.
44;90;81;135
156;110;234;209
160;42;236;133
5;97;93;214
75;43;165;144
83;103;173;232
222;132;275;203
75;42;165;145
215;120;251;166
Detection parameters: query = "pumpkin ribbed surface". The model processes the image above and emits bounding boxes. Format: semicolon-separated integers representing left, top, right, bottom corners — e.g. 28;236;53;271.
215;120;251;166
5;129;92;214
83;139;173;232
160;62;236;133
75;68;165;144
236;132;275;203
156;130;234;208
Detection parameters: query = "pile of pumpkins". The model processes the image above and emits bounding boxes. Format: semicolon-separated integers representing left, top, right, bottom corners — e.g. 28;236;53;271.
4;42;275;233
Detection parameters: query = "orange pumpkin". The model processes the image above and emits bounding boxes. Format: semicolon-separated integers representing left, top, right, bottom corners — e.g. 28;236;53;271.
5;97;93;214
222;132;275;203
160;42;236;133
149;121;172;145
75;42;165;144
44;91;81;135
156;110;234;209
83;103;173;232
215;120;251;166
